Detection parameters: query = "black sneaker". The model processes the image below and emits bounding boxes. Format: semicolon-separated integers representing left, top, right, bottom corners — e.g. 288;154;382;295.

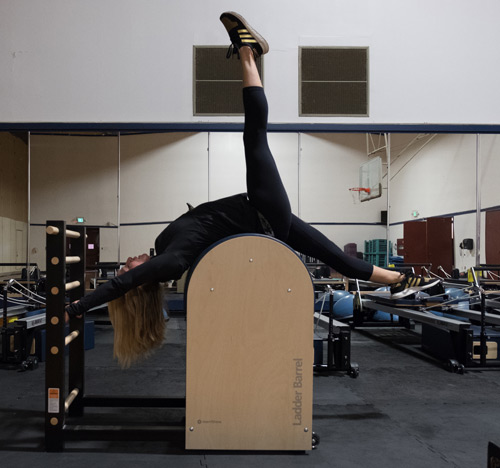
220;11;269;58
390;274;441;299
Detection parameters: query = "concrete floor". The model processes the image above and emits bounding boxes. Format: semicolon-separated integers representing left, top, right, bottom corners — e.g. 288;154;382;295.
1;317;500;468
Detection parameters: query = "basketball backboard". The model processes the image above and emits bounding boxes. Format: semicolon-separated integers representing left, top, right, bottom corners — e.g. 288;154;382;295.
359;156;382;202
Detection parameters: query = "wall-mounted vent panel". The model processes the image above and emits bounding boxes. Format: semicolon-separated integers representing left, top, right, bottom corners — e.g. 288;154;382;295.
300;47;368;117
194;46;264;116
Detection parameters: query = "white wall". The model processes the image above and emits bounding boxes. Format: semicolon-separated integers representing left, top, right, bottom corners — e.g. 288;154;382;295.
0;217;27;274
300;133;387;251
453;213;484;274
119;132;209;258
480;134;500;209
28;131;387;268
1;0;500;124
389;134;476;222
387;133;498;272
29;135;119;268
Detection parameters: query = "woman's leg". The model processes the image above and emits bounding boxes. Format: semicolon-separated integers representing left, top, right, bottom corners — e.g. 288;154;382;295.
240;49;292;240
221;13;292;241
286;215;403;283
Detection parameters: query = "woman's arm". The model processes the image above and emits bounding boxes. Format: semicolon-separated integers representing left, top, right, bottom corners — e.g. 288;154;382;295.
66;254;177;316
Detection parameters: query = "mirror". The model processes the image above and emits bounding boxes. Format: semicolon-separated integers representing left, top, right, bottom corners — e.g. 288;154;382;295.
1;131;498;284
0;132;29;277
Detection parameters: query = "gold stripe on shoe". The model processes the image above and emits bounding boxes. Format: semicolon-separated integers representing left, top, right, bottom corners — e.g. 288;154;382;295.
221;11;269;56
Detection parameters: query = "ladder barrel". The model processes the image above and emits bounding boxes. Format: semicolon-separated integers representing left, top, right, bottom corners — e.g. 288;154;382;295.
185;235;314;451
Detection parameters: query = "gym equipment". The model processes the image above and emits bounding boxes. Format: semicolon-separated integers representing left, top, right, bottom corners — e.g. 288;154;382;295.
185;235;314;451
44;221;185;452
313;284;359;378
45;221;89;451
352;266;500;372
314;289;349;313
333;294;354;319
44;226;317;452
0;282;45;371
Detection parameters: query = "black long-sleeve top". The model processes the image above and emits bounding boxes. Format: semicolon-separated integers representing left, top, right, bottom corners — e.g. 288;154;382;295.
67;194;265;316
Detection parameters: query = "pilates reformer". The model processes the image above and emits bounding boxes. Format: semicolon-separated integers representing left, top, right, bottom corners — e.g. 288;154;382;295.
44;224;318;452
352;266;500;373
1;277;47;371
313;280;359;378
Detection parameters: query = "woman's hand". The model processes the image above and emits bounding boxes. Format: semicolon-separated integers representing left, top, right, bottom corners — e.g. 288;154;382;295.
65;300;82;323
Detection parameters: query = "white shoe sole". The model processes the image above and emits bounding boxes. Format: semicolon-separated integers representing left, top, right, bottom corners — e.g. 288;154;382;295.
224;11;269;55
391;279;440;299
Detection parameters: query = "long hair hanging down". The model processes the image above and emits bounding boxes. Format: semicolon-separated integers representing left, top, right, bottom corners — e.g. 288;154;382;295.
107;282;165;368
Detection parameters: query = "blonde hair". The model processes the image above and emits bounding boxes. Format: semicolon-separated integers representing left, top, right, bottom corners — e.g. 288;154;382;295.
107;282;165;368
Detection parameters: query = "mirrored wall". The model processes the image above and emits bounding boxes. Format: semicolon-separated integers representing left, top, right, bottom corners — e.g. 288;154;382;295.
1;130;498;281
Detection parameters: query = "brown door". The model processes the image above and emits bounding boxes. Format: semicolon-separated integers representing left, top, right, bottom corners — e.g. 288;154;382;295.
486;210;500;264
396;238;405;257
85;228;100;270
403;217;454;275
403;221;427;274
426;217;454;274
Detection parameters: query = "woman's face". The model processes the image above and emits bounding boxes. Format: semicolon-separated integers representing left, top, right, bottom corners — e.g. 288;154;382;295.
118;253;151;275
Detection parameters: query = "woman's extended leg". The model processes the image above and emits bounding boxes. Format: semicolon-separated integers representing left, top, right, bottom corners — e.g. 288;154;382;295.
286;215;443;297
286;215;404;283
220;12;292;241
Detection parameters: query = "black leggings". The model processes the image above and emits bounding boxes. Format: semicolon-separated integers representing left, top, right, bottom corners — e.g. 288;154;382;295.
243;87;292;240
243;86;373;281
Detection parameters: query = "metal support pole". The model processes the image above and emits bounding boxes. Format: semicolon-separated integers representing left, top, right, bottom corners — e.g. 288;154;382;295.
27;132;31;292
327;287;334;369
385;133;391;264
475;134;481;267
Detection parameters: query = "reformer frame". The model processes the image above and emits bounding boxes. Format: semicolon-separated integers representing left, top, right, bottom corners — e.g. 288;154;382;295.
44;220;185;452
312;281;359;378
352;265;500;372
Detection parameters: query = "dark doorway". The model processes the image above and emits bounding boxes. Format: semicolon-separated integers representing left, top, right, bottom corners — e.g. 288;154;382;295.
403;217;454;275
486;210;500;264
403;221;427;274
85;228;100;270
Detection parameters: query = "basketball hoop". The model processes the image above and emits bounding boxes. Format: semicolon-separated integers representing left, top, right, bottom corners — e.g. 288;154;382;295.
349;187;371;194
349;187;371;204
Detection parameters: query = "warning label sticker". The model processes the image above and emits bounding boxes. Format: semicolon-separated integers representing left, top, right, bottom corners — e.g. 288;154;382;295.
48;388;60;413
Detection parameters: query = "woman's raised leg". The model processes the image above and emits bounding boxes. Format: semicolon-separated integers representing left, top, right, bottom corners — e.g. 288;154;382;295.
220;12;292;241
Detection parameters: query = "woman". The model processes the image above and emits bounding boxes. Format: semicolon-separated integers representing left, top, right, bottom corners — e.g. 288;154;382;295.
67;12;439;366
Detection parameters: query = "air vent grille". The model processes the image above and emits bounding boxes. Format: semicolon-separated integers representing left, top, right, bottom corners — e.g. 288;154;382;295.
194;46;264;115
300;47;368;116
